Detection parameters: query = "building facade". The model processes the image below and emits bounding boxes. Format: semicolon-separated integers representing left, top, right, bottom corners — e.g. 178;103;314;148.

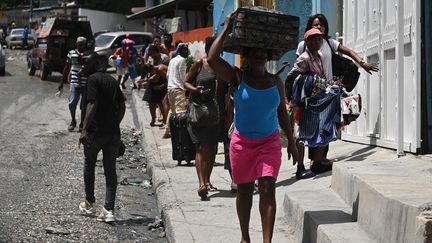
215;0;431;154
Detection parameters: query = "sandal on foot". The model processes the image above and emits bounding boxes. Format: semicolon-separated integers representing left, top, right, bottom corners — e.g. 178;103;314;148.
198;185;208;199
206;183;218;192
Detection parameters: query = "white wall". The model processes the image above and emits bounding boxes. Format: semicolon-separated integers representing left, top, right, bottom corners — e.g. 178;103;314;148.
78;8;145;34
341;0;420;153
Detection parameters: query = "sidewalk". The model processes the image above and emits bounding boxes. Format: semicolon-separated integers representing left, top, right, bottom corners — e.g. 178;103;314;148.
128;88;432;243
129;89;297;243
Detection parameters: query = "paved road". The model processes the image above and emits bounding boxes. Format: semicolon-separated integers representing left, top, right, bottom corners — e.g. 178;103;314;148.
0;50;167;242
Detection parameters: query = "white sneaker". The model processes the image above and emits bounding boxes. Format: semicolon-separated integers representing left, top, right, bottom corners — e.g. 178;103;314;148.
97;207;115;223
79;200;95;215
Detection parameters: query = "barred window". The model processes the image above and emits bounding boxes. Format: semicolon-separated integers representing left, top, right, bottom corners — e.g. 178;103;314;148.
238;0;275;9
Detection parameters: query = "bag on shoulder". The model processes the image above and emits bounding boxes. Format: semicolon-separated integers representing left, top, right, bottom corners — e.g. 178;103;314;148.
324;38;360;92
188;100;219;127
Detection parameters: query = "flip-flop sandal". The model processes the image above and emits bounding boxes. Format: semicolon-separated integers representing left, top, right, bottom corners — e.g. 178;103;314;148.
198;185;208;199
206;183;218;192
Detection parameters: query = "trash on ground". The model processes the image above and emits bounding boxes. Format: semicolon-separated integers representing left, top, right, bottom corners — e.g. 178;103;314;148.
142;180;151;189
147;216;164;231
45;227;71;235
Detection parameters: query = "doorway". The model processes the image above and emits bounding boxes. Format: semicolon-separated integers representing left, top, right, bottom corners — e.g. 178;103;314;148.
421;0;432;153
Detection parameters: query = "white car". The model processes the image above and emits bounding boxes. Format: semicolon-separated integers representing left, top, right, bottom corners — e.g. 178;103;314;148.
0;44;5;76
5;28;35;49
95;31;152;58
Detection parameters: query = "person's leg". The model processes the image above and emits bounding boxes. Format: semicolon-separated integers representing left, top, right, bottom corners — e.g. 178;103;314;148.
322;144;330;162
296;140;305;166
164;89;177;137
202;143;217;190
194;144;207;198
101;135;119;211
162;94;170;127
121;73;129;87
173;89;187;113
312;146;326;162
68;86;80;130
237;182;254;243
295;141;315;179
157;102;165;124
149;102;157;126
310;146;332;174
83;135;101;204
258;176;277;243
79;87;87;131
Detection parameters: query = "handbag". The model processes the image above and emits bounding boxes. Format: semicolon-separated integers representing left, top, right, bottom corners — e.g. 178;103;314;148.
324;38;360;92
188;100;220;127
341;93;362;125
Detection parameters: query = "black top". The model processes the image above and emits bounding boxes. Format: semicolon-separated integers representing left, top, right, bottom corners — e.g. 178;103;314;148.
190;67;216;104
86;72;126;135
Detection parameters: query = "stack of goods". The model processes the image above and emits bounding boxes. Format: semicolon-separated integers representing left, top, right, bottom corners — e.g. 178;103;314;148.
223;6;299;60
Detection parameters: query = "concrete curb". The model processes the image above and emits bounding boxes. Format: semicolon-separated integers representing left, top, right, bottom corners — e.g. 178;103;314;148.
130;90;195;243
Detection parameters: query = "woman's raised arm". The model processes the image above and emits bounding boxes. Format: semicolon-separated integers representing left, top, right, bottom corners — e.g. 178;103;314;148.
207;12;237;84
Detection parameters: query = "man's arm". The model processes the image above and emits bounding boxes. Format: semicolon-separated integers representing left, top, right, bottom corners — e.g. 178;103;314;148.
79;101;97;144
59;63;71;91
118;100;126;123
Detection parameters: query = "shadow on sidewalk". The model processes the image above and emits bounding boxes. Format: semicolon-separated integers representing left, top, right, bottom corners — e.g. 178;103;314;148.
276;176;298;188
208;189;237;199
331;146;376;162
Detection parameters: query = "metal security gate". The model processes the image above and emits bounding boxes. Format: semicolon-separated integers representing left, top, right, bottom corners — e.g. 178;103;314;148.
341;0;421;153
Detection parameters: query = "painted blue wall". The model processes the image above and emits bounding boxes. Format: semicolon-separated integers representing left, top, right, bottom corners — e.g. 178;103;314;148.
275;0;313;79
212;0;341;72
213;0;235;65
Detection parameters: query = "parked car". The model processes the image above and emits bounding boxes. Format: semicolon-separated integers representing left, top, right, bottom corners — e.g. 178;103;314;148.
0;44;5;76
93;29;112;38
27;17;93;80
5;28;35;49
94;31;152;58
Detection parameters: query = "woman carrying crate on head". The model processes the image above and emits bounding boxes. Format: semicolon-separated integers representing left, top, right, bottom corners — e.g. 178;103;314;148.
207;9;299;243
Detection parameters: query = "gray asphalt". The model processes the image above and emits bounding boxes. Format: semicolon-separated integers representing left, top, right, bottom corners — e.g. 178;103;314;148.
0;49;167;242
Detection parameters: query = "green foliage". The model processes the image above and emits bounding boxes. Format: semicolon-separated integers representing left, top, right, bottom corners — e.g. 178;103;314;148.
0;0;21;9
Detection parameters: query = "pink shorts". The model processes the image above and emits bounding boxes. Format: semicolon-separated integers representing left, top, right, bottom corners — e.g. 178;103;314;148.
230;129;282;184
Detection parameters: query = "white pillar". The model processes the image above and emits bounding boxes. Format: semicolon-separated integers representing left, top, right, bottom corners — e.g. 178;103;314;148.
396;0;405;156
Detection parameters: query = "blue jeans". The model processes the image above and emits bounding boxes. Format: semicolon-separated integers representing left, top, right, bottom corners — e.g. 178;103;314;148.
68;85;81;115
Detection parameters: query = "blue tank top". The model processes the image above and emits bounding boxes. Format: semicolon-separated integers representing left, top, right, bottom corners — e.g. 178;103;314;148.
233;79;280;139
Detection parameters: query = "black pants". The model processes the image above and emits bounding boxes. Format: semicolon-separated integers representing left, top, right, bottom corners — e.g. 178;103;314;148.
80;87;87;128
308;144;329;161
83;134;120;211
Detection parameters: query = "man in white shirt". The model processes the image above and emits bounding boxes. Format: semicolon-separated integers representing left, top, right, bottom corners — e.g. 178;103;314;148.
163;43;189;138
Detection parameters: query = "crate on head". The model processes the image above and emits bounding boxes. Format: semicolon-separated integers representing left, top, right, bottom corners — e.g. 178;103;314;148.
223;6;299;60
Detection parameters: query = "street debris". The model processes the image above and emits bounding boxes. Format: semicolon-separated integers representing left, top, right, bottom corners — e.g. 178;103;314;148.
45;227;71;235
148;216;164;231
141;179;151;189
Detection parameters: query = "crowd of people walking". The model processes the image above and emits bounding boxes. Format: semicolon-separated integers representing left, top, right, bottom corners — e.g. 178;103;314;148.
59;8;379;243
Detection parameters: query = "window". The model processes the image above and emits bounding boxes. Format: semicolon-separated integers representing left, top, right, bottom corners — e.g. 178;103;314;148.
238;0;274;8
112;35;125;48
130;34;152;46
95;34;115;48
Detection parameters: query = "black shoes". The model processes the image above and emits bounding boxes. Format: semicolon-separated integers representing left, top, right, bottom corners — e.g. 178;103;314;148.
68;120;76;131
310;161;333;174
296;165;316;180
